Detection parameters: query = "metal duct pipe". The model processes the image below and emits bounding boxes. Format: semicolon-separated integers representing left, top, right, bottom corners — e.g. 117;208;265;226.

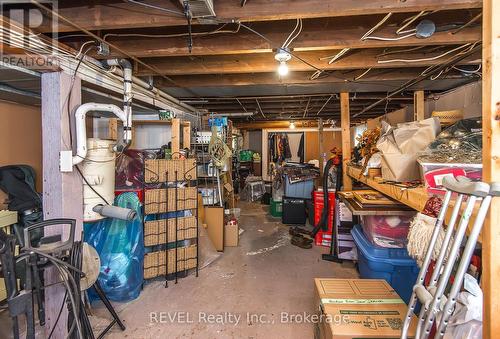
72;103;128;166
102;59;133;150
92;204;137;221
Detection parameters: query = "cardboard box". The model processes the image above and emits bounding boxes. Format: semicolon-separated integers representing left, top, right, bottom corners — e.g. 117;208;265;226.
205;206;224;251
314;278;416;339
224;222;239;247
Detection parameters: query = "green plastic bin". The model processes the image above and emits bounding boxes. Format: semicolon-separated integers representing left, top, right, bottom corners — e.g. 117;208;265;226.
270;199;283;217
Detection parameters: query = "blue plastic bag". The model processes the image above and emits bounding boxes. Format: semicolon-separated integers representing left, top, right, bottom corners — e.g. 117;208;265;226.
84;192;144;302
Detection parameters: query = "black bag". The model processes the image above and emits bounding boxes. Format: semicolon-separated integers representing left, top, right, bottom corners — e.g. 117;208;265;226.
0;165;43;245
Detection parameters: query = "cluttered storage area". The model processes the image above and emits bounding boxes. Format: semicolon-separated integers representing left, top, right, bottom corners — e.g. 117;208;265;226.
0;1;500;339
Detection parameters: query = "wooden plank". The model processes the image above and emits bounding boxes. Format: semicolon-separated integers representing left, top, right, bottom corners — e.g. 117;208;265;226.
413;90;425;121
107;118;118;140
171;118;180;158
340;92;352;190
155;69;456;88
482;0;500;336
90;24;480;58
43;0;482;32
41;71;83;338
346;165;482;243
136;49;480;76
182;121;191;149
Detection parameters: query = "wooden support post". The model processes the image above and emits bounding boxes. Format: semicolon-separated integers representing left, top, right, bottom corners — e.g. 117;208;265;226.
41;72;83;338
171;118;180;158
413;90;425;121
340;92;352;190
107;118;118;140
482;1;500;338
182;121;191;149
319;118;324;176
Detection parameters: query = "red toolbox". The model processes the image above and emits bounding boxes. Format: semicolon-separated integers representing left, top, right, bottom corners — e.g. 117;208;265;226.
313;190;335;247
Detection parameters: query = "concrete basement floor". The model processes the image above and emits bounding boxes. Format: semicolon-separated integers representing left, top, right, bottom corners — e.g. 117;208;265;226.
90;201;359;339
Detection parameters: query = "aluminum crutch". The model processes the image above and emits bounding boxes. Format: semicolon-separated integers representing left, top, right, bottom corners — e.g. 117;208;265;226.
401;189;454;339
414;191;465;339
420;177;490;339
434;182;500;338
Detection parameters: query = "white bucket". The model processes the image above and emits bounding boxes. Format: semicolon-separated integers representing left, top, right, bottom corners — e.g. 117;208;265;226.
81;138;116;221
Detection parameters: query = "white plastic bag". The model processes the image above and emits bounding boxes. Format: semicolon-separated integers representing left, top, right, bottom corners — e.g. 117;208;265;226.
443;274;483;339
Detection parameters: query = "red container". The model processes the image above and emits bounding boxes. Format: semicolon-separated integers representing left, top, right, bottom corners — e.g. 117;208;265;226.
313;190;335;247
115;189;144;202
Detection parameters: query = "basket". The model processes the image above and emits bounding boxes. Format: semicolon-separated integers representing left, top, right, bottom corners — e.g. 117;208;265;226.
143;245;197;279
432;110;463;126
144;187;197;214
144;216;197;246
144;158;197;183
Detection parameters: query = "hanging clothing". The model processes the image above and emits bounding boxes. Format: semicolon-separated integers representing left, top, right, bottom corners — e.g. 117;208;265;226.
298;133;305;163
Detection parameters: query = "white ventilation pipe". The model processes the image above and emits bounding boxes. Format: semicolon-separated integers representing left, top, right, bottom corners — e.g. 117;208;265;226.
72;59;133;166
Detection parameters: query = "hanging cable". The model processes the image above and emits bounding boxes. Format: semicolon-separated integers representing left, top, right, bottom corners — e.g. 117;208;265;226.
282;18;303;48
103;23;241;40
377;43;473;64
364;33;416;41
361;12;393;40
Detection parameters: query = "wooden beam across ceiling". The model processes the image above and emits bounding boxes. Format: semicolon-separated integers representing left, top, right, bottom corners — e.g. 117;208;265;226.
41;0;482;32
80;23;480;58
136;47;481;76
154;68;465;87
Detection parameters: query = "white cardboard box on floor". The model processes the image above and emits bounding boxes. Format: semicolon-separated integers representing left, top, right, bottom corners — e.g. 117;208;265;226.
314;278;416;339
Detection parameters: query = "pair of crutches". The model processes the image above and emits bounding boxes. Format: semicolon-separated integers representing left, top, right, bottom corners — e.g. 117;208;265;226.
401;176;500;339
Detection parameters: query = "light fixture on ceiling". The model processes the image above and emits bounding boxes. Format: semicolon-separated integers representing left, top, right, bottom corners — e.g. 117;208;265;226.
289;121;296;129
275;48;291;76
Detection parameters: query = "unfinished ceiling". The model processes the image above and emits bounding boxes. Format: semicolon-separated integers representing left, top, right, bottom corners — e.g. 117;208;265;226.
1;0;483;124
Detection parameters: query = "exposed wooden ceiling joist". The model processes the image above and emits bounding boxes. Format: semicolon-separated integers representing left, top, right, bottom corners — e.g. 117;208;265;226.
79;23;480;58
153;68;465;87
44;0;482;32
136;48;481;76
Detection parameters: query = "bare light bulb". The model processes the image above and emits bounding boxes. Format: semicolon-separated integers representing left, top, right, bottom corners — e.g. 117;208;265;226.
289;121;296;129
278;61;289;76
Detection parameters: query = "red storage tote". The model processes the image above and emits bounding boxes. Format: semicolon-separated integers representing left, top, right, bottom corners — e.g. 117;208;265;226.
313;190;335;247
361;214;416;248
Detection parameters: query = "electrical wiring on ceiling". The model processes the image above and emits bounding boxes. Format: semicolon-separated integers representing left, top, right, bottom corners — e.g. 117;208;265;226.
377;45;427;57
281;18;303;48
361;12;393;40
396;10;434;35
377;43;475;64
354;68;373;81
319;12;393;66
30;0;185;89
102;23;241;40
364;33;417;41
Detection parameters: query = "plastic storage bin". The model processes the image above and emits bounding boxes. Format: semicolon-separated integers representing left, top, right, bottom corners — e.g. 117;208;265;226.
351;225;419;304
361;214;415;248
270;199;283;217
284;175;314;199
